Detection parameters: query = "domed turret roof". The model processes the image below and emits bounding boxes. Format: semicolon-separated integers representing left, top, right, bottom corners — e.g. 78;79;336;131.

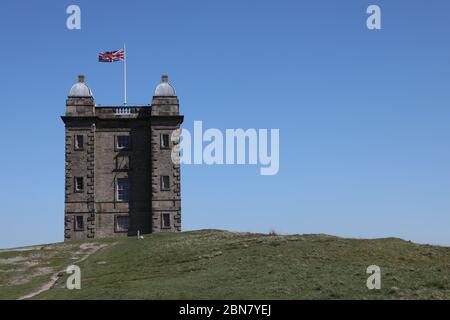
69;75;93;97
154;74;176;96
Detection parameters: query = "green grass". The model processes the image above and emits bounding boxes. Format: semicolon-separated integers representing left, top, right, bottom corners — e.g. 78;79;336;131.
1;230;449;299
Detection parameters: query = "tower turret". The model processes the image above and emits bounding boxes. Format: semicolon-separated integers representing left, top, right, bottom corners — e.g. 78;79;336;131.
151;75;179;116
66;75;95;116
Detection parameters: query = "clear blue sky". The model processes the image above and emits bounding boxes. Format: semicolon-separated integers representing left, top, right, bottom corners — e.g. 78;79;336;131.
0;0;449;248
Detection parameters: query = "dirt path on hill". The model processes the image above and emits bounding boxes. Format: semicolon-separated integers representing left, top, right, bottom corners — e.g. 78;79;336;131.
17;243;111;300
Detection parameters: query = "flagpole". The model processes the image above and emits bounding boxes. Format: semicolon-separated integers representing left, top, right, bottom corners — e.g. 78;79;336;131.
124;43;127;105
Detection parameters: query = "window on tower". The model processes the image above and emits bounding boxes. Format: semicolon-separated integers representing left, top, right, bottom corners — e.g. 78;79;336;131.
160;133;170;149
115;215;129;233
74;135;84;150
116;135;130;150
161;213;171;229
161;175;170;191
74;177;84;192
116;178;129;201
74;216;84;231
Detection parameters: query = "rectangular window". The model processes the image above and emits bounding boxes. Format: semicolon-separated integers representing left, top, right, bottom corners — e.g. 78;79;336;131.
160;133;170;149
161;213;171;229
161;175;170;191
115;215;129;232
74;135;84;150
116;178;129;201
116;135;130;150
74;177;84;192
74;216;84;231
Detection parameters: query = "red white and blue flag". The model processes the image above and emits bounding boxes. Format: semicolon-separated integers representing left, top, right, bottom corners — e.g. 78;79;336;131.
99;46;128;104
98;48;125;62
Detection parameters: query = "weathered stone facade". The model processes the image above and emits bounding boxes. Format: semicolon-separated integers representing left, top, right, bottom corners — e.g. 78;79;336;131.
62;75;183;240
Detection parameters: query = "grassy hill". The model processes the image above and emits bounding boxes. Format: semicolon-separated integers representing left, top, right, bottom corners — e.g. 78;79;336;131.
0;230;449;300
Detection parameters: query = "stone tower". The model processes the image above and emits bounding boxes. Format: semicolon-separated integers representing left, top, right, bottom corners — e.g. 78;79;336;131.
62;75;183;241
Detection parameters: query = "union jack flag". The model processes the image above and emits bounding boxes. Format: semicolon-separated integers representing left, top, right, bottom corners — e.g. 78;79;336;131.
98;48;125;62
